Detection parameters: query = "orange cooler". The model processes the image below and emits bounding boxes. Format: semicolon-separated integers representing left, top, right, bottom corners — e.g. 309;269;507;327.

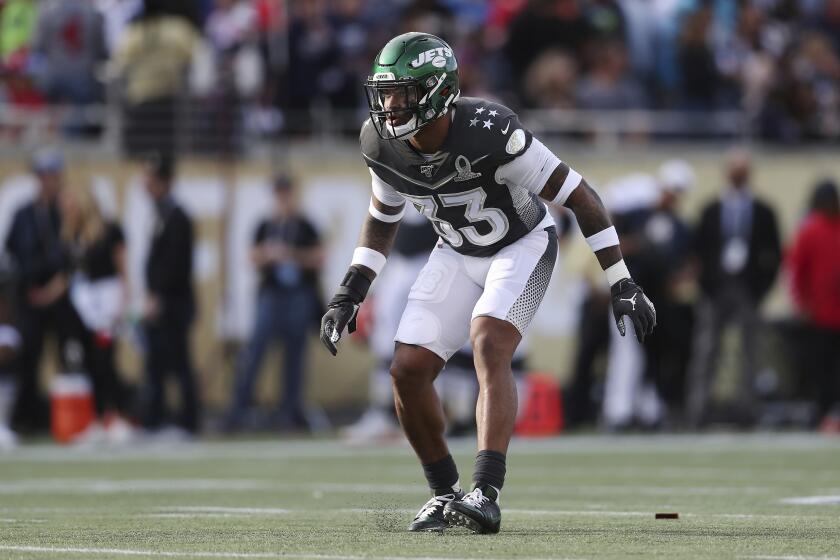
50;374;94;444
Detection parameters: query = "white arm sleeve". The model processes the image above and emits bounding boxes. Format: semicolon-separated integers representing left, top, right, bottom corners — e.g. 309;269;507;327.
494;137;562;196
369;169;406;208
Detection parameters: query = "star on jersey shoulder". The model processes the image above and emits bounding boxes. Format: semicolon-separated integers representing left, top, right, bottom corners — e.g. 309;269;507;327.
487;109;499;117
469;117;479;127
474;107;485;114
482;119;494;129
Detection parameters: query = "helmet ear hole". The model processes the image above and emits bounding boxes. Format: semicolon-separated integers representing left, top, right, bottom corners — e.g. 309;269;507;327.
440;86;451;98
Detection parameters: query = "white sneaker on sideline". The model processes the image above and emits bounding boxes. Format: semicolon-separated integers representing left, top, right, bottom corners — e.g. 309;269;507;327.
341;409;401;444
0;424;17;451
71;422;107;447
105;416;136;446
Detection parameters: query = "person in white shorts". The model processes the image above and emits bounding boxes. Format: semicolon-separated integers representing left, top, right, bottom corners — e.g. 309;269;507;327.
320;32;656;534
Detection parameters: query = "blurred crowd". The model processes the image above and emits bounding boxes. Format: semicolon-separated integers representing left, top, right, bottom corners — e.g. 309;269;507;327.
0;146;839;450
0;149;325;446
1;0;840;143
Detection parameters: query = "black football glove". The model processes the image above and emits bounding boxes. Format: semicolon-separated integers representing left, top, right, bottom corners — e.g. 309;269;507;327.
610;278;657;343
320;267;371;356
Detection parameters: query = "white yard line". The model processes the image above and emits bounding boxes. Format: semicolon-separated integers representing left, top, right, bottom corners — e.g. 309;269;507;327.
146;507;294;517
148;506;834;521
511;465;840;483
780;496;840;505
0;545;567;560
164;507;294;515
0;479;272;494
2;502;835;522
743;556;840;560
1;433;836;463
0;478;776;496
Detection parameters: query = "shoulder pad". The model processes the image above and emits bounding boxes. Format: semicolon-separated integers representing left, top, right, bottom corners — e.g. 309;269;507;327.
458;98;533;163
359;119;381;163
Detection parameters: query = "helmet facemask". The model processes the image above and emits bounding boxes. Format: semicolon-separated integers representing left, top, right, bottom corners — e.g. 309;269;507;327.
365;73;453;140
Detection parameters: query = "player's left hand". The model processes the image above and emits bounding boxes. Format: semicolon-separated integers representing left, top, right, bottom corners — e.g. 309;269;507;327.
610;278;656;343
319;295;360;356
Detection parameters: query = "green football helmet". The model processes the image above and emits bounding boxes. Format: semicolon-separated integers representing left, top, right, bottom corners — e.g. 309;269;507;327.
364;32;460;140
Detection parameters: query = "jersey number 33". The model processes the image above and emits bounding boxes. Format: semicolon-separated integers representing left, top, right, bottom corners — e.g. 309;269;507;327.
403;187;510;248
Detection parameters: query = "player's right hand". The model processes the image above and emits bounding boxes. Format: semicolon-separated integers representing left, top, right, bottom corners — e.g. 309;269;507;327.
319;295;360;356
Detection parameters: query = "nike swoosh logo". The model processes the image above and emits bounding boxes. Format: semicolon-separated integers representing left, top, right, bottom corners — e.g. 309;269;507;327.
363;154;490;190
501;120;510;135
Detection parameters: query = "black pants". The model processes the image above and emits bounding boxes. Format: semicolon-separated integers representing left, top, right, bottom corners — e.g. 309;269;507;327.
86;334;126;417
123;97;176;157
808;326;840;418
12;297;79;432
645;300;694;412
563;293;611;427
142;302;199;433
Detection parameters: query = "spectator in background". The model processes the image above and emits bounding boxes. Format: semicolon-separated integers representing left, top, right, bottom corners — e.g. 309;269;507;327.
584;0;625;42
686;148;781;428
716;4;777;112
141;154;199;436
0;254;21;449
199;0;259;154
3;148;74;433
329;0;374;117
575;40;648;110
399;0;456;38
225;175;323;433
562;239;611;429
505;0;592;100
785;33;840;138
522;49;577;109
0;0;45;121
31;0;107;134
677;6;720;111
0;0;37;64
205;0;258;74
640;161;696;424
95;0;142;54
59;184;133;444
111;0;200;157
814;0;840;54
785;179;840;433
252;0;287;136
285;0;337;132
600;172;662;431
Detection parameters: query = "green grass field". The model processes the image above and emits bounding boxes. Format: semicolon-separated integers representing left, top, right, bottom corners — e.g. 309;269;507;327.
0;434;838;559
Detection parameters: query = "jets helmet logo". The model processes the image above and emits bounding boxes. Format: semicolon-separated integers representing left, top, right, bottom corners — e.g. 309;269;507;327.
409;47;453;69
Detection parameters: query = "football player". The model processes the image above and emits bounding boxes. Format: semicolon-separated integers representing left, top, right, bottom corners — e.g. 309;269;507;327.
320;33;656;534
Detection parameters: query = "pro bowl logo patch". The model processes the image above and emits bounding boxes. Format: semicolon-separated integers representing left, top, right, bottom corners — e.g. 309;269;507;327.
410;47;453;69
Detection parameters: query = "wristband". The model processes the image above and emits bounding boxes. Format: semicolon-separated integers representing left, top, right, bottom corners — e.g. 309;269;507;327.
335;265;372;304
605;259;631;287
585;226;619;252
368;198;404;223
352;247;387;276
